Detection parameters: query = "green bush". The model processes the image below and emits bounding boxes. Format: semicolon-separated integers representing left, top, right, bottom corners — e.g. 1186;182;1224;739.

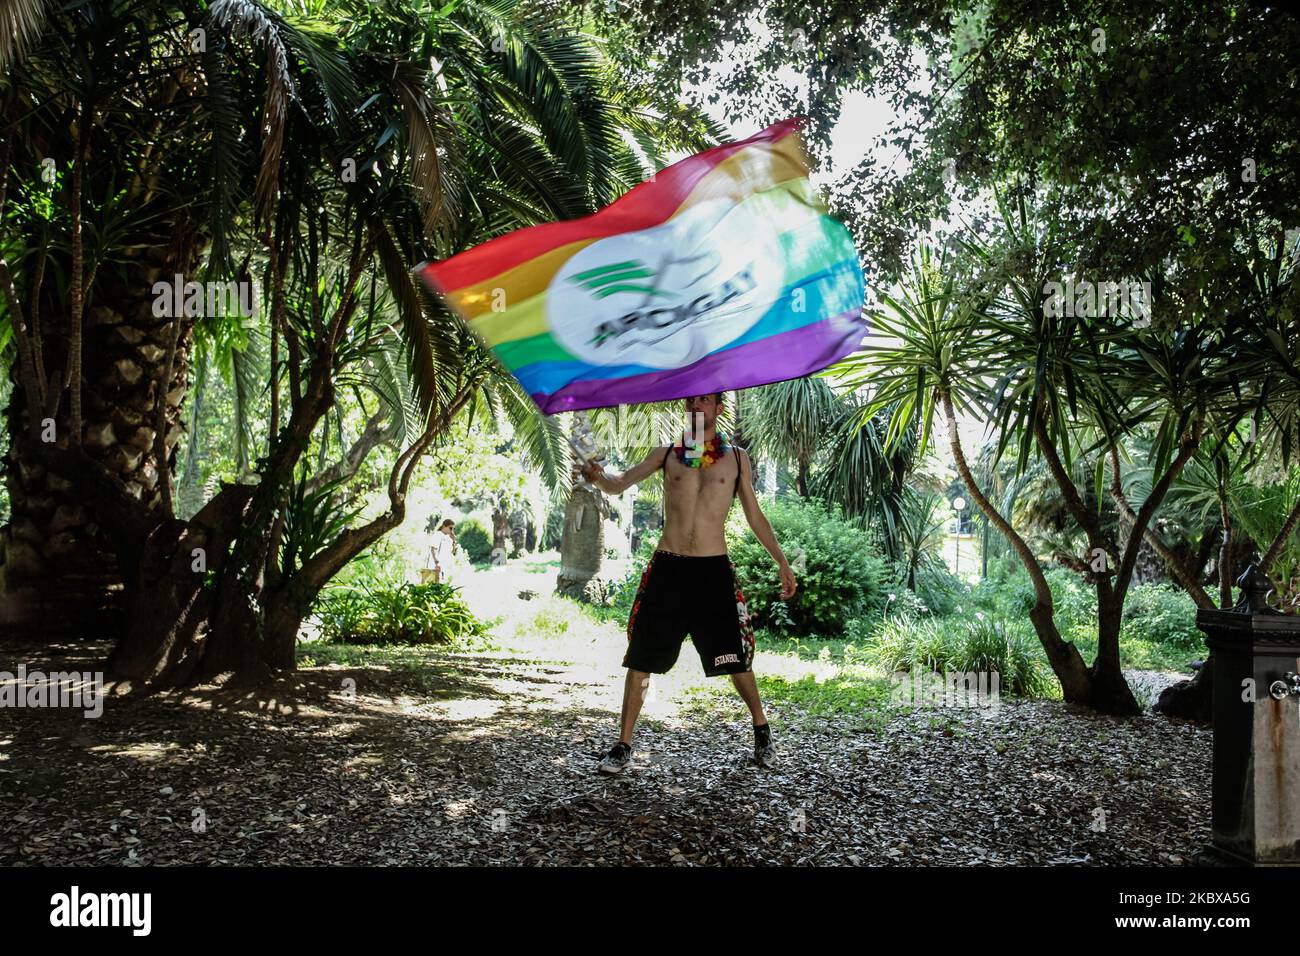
314;581;487;645
867;616;957;671
959;617;1056;697
1121;584;1202;650
726;497;887;637
910;560;965;616
457;518;493;564
866;614;1054;698
966;558;1097;635
1044;566;1097;632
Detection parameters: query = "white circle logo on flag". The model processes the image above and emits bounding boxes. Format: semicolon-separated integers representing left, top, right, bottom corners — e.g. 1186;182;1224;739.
548;198;784;369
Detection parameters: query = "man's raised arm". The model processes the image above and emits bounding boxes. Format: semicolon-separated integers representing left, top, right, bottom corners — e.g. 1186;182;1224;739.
577;445;670;495
735;448;797;600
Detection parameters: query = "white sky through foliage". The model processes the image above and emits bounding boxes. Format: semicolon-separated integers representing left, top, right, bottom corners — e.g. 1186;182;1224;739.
666;38;988;478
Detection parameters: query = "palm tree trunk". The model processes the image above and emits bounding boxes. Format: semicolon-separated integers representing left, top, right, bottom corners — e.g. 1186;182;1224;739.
1218;496;1233;609
795;459;811;497
1;240;201;636
557;485;606;600
491;507;509;552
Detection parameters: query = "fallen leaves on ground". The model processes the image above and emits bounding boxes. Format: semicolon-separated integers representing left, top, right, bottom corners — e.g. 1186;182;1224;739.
0;639;1209;866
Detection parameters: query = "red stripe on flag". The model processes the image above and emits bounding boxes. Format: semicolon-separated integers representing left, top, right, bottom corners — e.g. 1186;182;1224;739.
420;118;803;293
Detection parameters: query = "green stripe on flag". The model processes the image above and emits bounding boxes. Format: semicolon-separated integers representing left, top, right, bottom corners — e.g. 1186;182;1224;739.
569;260;642;282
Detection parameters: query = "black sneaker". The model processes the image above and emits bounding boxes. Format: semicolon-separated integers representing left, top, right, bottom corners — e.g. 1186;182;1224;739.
599;741;633;774
754;723;776;768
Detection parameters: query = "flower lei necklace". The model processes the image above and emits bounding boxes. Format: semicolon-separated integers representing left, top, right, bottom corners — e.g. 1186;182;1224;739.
675;431;730;469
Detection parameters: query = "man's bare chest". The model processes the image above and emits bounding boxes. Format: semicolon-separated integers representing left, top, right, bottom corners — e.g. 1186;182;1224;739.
664;451;739;506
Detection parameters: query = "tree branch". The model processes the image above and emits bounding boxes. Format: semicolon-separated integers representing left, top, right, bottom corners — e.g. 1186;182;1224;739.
1032;398;1115;566
304;408;391;494
0;258;44;434
67;102;87;445
944;391;1053;618
1260;494;1300;576
153;314;183;517
290;381;476;595
1116;420;1202;599
1108;444;1214;609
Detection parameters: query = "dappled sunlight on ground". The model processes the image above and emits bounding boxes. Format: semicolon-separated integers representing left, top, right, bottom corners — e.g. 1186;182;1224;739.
0;557;1212;866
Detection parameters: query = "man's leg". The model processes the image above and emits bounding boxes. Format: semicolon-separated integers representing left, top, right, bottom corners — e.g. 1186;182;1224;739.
618;668;652;745
729;670;767;726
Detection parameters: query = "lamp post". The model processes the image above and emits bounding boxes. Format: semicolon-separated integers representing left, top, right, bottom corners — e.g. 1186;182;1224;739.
952;496;966;576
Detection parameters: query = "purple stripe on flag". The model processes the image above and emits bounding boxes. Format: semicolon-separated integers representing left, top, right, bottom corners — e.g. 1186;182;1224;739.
532;308;868;414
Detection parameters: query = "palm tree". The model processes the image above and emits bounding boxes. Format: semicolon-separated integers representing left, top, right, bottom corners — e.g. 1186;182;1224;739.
809;396;917;555
1;0;715;684
893;487;946;591
744;377;840;496
837;193;1239;716
1150;236;1299;720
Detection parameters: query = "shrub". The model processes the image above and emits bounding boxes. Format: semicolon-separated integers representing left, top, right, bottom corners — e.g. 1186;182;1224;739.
868;616;959;672
966;559;1097;633
457;518;493;564
1120;584;1202;650
879;587;929;622
958;617;1055;697
726;497;887;637
1042;566;1097;631
910;560;965;617
314;581;486;645
865;614;1053;698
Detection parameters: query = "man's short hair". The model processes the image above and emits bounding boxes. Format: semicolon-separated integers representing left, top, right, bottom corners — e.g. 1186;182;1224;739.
684;391;725;404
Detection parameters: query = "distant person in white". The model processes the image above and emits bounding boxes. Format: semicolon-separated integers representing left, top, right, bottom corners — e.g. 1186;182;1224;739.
423;519;457;583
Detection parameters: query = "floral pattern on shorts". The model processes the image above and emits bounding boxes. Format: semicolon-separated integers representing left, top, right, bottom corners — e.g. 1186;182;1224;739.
729;559;756;669
626;552;659;641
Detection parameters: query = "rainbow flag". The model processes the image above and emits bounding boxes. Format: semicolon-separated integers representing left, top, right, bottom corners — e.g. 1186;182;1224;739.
418;118;867;414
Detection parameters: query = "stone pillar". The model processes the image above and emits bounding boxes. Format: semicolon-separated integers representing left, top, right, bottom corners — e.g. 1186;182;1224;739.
1197;565;1300;865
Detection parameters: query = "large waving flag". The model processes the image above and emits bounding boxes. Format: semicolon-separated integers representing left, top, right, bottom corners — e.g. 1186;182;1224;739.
418;118;867;414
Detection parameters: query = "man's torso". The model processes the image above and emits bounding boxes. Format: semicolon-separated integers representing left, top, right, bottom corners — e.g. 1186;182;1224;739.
656;444;740;556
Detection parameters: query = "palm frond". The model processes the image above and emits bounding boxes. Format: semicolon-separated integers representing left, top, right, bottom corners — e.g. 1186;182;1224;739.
209;0;298;231
0;0;50;71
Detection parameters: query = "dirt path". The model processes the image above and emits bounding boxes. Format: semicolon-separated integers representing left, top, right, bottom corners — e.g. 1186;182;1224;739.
0;628;1210;866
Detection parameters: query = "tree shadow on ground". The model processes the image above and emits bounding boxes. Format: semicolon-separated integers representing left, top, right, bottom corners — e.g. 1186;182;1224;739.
0;635;1212;866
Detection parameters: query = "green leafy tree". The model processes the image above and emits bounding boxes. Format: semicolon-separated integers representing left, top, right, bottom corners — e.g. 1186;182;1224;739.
0;0;710;685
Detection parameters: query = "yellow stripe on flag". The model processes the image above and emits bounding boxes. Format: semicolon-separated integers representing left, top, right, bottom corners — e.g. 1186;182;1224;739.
671;132;809;215
467;175;826;346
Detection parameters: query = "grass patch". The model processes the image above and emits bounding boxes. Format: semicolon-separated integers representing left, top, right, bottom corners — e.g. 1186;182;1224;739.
296;643;477;696
757;673;896;729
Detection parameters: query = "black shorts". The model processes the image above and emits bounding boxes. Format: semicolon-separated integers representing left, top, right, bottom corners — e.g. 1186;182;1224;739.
623;550;756;677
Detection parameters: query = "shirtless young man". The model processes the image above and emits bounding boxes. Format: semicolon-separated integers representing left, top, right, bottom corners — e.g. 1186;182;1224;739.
577;392;797;774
